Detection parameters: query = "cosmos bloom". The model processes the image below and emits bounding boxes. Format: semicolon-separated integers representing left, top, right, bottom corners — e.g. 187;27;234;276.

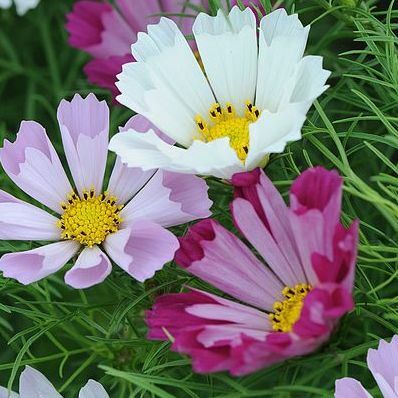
109;7;330;179
146;167;358;375
0;93;212;288
0;366;109;398
66;1;264;99
335;335;398;398
0;0;39;15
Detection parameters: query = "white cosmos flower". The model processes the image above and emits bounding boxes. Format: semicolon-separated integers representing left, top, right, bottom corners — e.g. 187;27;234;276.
109;6;331;180
0;366;109;398
0;0;39;15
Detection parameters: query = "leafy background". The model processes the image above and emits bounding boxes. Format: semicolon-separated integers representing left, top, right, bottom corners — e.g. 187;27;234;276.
0;0;397;396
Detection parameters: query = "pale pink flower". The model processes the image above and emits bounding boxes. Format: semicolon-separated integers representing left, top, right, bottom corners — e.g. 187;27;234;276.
0;93;212;288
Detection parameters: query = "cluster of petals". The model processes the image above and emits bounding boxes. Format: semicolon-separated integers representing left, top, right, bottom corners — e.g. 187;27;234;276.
109;7;331;179
0;93;212;288
335;335;398;398
146;166;358;375
66;0;263;98
0;366;109;397
0;0;39;15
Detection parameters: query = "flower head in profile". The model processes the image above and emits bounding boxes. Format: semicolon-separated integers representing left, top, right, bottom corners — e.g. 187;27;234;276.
335;335;398;398
0;93;212;288
0;366;109;397
109;7;330;179
0;0;39;15
66;1;264;99
146;167;358;375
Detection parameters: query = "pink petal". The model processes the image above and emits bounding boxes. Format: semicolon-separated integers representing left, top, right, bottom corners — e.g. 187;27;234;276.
175;219;283;311
84;55;133;100
66;1;113;50
0;121;72;213
57;93;109;196
231;197;302;286
122;170;212;228
0;190;60;240
367;336;398;397
104;221;179;282
0;241;79;285
65;246;112;289
19;366;62;397
334;378;373;398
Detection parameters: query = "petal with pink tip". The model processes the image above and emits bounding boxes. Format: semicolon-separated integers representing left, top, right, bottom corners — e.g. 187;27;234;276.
0;190;59;240
334;378;372;398
175;220;283;311
57;93;109;196
121;170;212;228
65;246;112;289
0;241;79;285
104;221;179;282
19;366;62;398
0;121;72;214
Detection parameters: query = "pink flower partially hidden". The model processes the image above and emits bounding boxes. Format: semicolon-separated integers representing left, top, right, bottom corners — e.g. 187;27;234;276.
146;167;358;375
0;93;212;288
0;365;109;398
335;335;398;398
66;0;264;99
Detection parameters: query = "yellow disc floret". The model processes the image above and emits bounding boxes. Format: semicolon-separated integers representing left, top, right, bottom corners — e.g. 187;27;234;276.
269;284;312;333
57;188;124;247
195;102;260;162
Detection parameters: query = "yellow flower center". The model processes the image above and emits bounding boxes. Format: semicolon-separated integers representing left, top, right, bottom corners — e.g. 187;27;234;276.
195;102;260;162
57;188;124;248
269;284;312;333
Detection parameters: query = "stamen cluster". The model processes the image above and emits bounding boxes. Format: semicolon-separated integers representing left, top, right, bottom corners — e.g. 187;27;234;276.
58;188;123;247
269;284;312;332
195;102;260;161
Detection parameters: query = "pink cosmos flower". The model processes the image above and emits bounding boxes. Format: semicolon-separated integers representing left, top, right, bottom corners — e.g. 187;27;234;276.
0;93;212;288
335;335;398;398
66;0;264;99
0;366;109;398
146;167;358;375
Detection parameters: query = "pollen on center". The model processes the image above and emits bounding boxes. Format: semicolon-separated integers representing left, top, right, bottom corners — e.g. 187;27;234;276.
57;188;124;247
195;102;260;162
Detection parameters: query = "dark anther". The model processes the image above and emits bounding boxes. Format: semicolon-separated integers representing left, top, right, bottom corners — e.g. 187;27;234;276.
247;103;253;111
255;109;260;118
81;231;87;236
243;146;248;154
216;105;222;113
198;122;204;130
227;105;232;113
83;193;88;200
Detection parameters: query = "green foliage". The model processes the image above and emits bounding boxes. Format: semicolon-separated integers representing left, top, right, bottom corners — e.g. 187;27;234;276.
0;0;397;396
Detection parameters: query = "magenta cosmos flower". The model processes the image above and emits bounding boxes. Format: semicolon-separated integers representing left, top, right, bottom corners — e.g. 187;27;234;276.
335;336;398;398
66;0;264;99
146;167;359;375
0;93;212;288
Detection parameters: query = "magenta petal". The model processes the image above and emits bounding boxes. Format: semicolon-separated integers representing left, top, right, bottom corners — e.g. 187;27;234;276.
57;93;109;195
175;219;283;311
334;378;372;398
64;246;112;289
84;55;133;99
0;121;72;213
0;241;79;284
104;221;179;282
290;166;342;222
66;0;113;51
121;170;212;228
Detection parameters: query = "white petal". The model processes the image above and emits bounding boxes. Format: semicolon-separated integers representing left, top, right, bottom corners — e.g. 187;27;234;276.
245;107;306;169
109;129;243;179
14;0;39;15
117;18;214;146
0;0;12;10
193;6;258;114
256;9;310;112
0;386;18;398
19;366;62;398
79;380;109;398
